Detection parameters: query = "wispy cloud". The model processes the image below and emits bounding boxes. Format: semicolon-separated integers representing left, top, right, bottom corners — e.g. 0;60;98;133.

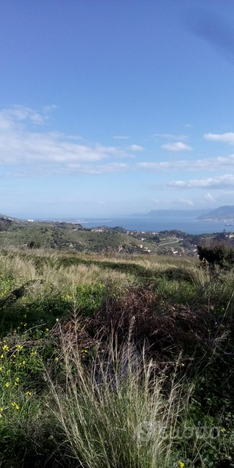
178;198;195;206
204;132;234;145
161;142;193;152
167;174;234;189
0;106;135;174
154;133;188;141
113;135;129;140
137;154;234;171
67;162;129;174
0;105;57;128
128;144;144;151
203;192;216;202
6;162;130;178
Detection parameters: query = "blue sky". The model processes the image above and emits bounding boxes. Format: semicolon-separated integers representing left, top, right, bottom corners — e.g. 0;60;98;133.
1;0;234;218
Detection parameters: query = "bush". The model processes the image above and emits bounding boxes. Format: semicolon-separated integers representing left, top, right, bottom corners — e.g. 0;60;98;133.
197;241;234;269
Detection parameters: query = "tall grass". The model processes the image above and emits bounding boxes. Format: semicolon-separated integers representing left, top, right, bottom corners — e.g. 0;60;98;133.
0;247;233;466
48;325;190;468
0;250;132;295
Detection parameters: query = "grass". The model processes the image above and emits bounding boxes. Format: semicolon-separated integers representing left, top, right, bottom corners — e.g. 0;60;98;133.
48;333;187;468
0;247;233;466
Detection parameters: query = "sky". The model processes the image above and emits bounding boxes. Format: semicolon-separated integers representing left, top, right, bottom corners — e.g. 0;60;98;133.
1;0;234;219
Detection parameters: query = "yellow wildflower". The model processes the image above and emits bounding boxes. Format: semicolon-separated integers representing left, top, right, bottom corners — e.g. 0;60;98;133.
178;462;185;468
16;345;23;351
11;402;19;410
5;382;9;387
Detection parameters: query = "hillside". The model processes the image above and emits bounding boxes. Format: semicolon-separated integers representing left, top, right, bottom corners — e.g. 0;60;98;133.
0;217;13;231
0;218;216;256
198;205;234;221
144;209;209;218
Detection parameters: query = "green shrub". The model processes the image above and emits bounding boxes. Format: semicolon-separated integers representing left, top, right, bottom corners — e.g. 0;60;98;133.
197;241;234;269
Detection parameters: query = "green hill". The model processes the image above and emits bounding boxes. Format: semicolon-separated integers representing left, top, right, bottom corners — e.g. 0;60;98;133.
0;218;206;255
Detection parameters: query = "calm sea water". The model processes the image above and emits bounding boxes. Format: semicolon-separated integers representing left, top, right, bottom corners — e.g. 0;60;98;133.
76;217;232;235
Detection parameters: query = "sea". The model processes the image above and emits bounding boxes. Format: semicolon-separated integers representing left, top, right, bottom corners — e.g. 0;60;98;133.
69;217;233;235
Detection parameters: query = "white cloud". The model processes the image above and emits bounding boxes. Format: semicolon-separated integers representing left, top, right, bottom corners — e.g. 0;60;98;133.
137;154;234;172
154;133;188;141
203;192;216;202
67;162;129;174
138;162;172;170
128;144;144;151
0;106;133;170
204;132;234;145
5;162;130;178
178;198;195;206
0;105;56;128
161;142;193;152
221;190;234;195
167;175;234;189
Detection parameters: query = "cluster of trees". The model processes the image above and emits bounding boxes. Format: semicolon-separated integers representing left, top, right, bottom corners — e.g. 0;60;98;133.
197;240;234;269
0;217;12;232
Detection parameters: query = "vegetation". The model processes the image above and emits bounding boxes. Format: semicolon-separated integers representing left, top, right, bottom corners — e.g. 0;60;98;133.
0;246;233;467
197;239;234;269
0;216;227;256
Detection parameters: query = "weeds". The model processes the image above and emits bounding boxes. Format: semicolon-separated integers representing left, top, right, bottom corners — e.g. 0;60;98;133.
48;334;187;468
0;248;233;466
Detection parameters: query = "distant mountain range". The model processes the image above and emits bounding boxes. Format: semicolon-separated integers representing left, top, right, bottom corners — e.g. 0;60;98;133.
2;206;234;223
135;209;210;218
197;206;234;222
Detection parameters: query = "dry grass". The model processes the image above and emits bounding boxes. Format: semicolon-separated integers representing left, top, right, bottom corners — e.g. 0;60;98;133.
41;263;131;290
0;250;132;294
48;326;188;468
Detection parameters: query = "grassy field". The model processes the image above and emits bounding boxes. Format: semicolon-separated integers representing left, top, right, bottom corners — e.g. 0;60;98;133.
0;247;233;467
